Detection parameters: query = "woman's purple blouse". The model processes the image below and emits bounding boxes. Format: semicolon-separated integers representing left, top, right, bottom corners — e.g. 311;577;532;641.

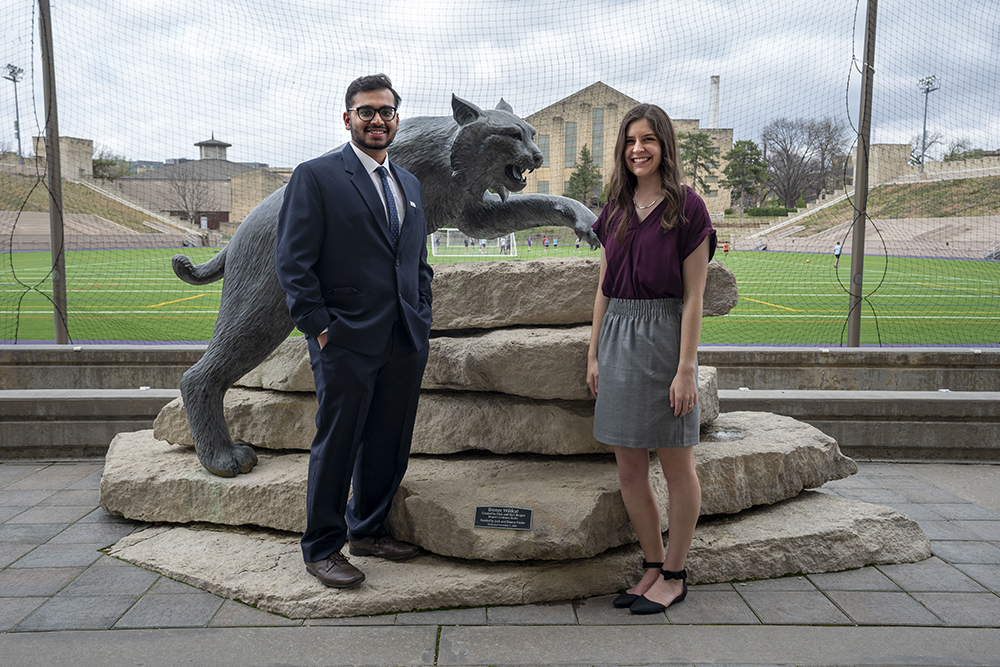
592;186;717;300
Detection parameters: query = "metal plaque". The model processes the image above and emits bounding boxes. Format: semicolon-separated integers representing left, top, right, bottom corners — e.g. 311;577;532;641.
474;506;533;531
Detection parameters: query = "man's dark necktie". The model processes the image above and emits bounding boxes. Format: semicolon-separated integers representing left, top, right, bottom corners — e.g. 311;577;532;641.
376;166;400;249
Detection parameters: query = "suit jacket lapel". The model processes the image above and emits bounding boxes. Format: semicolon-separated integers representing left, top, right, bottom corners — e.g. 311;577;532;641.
390;162;422;245
342;144;394;247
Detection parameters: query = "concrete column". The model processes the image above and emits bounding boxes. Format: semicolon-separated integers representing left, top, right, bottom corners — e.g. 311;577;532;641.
708;76;720;129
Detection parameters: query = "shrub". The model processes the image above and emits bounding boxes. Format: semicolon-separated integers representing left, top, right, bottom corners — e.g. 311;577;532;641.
746;207;791;217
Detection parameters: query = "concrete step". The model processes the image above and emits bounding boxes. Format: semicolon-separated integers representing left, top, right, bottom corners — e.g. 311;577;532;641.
3;346;998;392
0;389;180;458
0;346;204;390
720;389;1000;461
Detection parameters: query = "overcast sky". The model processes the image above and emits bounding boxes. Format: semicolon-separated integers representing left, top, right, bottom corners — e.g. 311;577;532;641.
2;0;996;167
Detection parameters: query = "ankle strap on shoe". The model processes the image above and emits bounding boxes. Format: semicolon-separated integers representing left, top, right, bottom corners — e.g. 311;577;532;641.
642;560;664;569
661;568;687;580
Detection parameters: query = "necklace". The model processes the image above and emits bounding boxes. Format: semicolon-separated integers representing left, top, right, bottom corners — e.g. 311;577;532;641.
633;194;662;210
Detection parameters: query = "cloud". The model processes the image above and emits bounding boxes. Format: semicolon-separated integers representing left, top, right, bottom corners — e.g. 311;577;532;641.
2;0;995;167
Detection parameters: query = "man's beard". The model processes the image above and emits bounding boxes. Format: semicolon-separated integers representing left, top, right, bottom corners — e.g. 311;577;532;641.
351;122;395;151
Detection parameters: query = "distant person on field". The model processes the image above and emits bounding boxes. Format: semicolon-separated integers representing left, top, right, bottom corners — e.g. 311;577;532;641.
833;242;842;268
543;236;548;252
723;241;729;258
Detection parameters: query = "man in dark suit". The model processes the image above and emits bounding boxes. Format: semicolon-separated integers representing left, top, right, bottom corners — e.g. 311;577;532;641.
275;74;432;588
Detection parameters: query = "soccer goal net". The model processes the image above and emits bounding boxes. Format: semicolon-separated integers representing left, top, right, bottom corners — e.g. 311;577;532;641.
430;229;518;258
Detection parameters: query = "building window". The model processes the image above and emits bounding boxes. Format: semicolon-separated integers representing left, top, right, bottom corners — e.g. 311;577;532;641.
564;122;577;168
706;176;718;183
538;134;549;168
591;108;604;169
537;180;549;194
706;190;718;197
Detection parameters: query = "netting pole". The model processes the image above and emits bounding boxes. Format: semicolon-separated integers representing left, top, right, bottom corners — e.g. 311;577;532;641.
847;0;878;347
39;0;68;344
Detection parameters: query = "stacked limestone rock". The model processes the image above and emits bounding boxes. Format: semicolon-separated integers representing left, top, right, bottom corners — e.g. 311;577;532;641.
101;257;930;618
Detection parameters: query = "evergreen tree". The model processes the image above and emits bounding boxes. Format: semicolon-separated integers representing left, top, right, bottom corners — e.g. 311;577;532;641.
677;131;716;193
565;144;601;205
721;140;769;216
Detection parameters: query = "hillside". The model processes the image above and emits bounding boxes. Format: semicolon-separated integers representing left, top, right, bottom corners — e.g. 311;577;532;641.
0;173;158;233
795;175;1000;233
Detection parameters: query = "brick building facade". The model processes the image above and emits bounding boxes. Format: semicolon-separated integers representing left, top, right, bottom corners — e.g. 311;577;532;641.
523;82;733;216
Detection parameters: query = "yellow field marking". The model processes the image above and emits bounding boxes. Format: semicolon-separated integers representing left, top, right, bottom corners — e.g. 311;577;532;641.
742;297;799;312
146;294;206;308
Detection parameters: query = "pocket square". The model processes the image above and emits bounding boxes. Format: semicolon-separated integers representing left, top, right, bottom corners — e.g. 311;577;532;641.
409;201;416;208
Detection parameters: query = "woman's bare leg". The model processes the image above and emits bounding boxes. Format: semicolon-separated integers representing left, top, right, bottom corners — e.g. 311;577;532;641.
642;446;701;607
614;446;666;596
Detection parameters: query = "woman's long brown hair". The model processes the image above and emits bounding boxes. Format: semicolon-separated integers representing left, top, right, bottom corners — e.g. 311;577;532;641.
605;104;687;245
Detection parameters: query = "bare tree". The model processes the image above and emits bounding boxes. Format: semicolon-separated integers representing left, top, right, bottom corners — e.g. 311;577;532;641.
943;138;985;162
166;172;214;227
761;117;850;207
910;131;944;167
809;118;849;195
761;118;814;207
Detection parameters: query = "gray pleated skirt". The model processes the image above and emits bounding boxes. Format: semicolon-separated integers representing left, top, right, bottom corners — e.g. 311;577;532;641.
593;298;699;448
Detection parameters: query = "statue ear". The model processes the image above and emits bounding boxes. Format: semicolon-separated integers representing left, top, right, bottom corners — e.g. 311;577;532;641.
495;98;514;114
452;94;484;126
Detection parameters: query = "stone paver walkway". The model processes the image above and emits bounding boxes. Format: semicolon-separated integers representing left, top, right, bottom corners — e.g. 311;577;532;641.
2;459;1000;666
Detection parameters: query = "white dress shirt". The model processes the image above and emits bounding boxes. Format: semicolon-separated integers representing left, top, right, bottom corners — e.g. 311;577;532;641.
349;142;406;228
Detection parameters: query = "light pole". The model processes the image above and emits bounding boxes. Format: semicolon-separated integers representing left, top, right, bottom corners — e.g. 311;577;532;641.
3;64;24;165
918;75;939;173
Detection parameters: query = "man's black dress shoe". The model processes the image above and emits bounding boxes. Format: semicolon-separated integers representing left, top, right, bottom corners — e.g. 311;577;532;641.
630;568;688;614
612;559;664;608
305;551;365;588
348;535;420;561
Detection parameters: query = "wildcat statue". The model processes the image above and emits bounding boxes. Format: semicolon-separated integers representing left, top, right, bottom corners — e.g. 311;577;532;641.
171;95;599;477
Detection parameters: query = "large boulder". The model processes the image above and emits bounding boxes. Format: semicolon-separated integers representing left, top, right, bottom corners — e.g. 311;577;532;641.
423;326;589;400
431;257;738;330
153;389;318;450
157;370;720;453
100;431;309;530
430;258;599;330
232;257;738;394
704;258;739;317
233;326;594;397
236;337;312;392
104;411;856;561
106;491;928;619
388;412;856;560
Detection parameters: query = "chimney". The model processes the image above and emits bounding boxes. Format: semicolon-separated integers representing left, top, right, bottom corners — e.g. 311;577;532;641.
708;76;720;129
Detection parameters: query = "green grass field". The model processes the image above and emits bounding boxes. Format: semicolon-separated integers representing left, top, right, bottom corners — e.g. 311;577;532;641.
3;244;998;345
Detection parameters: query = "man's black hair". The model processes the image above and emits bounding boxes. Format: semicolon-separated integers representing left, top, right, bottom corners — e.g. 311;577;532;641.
345;73;401;110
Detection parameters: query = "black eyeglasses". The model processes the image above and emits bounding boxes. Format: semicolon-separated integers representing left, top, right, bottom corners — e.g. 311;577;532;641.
348;105;397;122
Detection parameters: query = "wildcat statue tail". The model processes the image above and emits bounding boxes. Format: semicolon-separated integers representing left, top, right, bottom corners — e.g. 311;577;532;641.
172;246;228;286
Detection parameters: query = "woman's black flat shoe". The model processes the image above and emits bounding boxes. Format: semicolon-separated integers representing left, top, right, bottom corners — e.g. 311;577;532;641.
612;591;639;608
612;560;664;608
629;568;688;615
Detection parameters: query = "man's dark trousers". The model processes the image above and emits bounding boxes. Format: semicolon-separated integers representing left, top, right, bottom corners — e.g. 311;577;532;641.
301;317;428;564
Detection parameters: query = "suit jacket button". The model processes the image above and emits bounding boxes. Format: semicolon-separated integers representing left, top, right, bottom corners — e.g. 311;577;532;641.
395;259;401;267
